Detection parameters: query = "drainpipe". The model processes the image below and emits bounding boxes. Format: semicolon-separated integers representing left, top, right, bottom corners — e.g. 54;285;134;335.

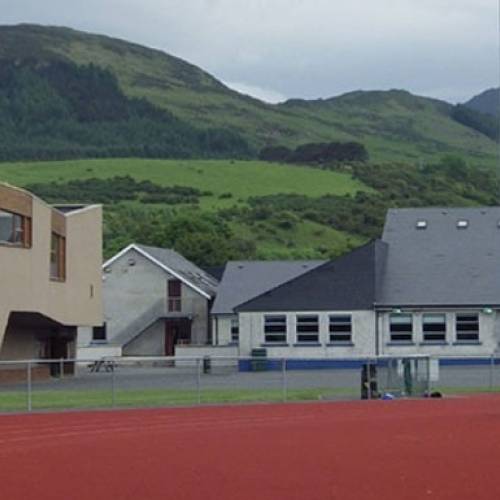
375;307;380;357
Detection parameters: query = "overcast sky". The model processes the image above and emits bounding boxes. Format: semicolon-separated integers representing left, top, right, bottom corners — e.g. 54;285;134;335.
1;0;498;103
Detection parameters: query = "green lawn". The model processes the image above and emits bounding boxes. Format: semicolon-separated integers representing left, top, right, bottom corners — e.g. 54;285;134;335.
0;387;359;413
0;159;368;209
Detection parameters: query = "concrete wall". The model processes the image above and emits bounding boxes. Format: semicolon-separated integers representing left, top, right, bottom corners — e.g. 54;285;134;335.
378;310;499;357
123;320;165;356
0;184;103;358
212;315;236;347
80;248;210;355
238;310;376;358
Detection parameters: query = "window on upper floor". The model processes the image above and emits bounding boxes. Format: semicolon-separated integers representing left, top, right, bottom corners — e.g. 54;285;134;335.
264;315;287;344
0;209;31;248
329;315;352;343
422;314;446;342
50;233;66;281
389;314;413;342
456;313;479;342
168;279;182;312
296;315;319;343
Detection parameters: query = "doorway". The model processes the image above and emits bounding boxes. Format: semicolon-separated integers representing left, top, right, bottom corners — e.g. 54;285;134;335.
165;319;192;356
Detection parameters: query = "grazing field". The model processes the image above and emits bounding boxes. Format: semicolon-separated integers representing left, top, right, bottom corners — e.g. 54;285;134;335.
0;158;368;209
1;397;500;500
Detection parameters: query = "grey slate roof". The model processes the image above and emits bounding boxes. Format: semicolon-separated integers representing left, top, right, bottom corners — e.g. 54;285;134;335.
236;241;387;312
136;244;218;297
378;207;500;307
211;260;325;315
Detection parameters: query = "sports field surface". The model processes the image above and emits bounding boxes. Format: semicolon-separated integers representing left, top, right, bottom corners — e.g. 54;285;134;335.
1;396;499;500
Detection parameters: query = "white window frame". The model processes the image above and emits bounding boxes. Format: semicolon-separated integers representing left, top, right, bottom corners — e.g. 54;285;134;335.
295;315;320;344
329;315;353;344
263;315;287;344
389;313;413;342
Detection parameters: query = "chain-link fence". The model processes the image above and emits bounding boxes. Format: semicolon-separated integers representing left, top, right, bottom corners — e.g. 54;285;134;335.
0;355;498;413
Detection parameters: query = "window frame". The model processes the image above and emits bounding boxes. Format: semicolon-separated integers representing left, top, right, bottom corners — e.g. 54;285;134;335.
168;279;182;312
0;209;32;248
455;313;480;342
422;313;447;342
50;232;66;282
230;317;239;344
92;323;107;343
389;313;413;342
329;314;353;344
263;315;287;344
295;315;320;344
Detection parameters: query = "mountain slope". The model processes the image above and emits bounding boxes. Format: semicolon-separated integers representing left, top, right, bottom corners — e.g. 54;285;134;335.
0;24;498;164
465;88;499;117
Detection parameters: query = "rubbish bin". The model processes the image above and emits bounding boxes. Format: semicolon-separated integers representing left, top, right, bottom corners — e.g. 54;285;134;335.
203;356;211;374
361;363;378;399
251;348;267;372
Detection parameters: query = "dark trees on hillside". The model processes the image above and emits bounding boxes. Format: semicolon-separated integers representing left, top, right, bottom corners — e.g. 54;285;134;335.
259;141;369;165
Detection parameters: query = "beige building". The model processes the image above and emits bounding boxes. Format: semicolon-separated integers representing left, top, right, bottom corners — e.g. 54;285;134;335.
0;183;103;373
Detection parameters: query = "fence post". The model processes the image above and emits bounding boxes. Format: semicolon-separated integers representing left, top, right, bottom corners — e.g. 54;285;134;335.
111;361;116;409
196;358;201;405
282;358;287;403
367;358;371;400
489;354;495;392
27;361;32;412
59;358;64;379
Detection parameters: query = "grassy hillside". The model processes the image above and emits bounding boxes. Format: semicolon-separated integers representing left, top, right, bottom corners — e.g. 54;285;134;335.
0;159;368;260
0;24;497;165
0;157;496;266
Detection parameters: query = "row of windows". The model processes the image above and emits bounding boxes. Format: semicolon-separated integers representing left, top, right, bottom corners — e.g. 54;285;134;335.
263;314;353;344
389;313;480;343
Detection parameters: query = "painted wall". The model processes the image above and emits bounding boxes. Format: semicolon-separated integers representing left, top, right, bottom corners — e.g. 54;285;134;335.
0;184;102;357
378;310;500;357
238;310;376;358
79;248;210;355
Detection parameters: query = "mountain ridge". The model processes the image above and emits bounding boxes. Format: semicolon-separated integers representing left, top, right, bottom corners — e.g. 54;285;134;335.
0;23;497;165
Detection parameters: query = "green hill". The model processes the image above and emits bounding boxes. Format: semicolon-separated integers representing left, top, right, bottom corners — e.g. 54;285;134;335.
0;24;497;165
0;157;496;265
465;88;499;117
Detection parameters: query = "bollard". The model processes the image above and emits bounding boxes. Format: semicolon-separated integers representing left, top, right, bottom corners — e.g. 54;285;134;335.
282;358;288;402
27;361;32;412
196;358;201;405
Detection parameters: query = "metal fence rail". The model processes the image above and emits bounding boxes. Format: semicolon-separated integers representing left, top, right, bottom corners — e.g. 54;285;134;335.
0;354;498;413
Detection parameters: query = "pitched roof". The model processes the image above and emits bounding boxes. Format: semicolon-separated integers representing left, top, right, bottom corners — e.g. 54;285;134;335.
104;244;218;298
211;260;325;315
236;241;387;312
378;207;500;306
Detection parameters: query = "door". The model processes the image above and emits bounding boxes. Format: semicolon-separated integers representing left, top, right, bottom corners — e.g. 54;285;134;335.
165;321;179;357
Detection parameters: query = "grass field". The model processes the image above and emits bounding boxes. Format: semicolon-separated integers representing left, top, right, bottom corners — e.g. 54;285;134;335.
0;158;368;209
0;385;497;413
0;387;359;413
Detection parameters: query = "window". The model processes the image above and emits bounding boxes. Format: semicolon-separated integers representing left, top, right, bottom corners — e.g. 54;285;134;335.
50;233;66;281
168;279;182;312
0;209;31;247
456;313;479;342
230;317;239;344
296;315;319;343
92;323;107;343
329;315;352;343
422;314;446;342
264;315;287;344
389;314;413;342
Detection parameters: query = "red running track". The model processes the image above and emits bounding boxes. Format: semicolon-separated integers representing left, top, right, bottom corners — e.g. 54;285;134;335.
1;396;500;500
